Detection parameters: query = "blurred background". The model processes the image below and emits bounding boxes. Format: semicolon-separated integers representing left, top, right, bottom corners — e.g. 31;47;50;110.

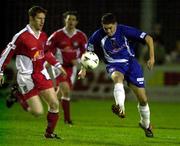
1;0;180;102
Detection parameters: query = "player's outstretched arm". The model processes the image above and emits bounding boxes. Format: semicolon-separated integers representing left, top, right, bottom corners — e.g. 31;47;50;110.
145;35;155;70
0;75;4;86
59;66;67;77
78;66;87;79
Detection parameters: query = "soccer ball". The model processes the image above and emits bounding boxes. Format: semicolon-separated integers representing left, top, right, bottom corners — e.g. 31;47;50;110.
81;52;99;70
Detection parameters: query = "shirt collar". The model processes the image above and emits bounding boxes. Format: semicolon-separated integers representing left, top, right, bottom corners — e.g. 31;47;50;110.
26;24;41;39
62;27;77;38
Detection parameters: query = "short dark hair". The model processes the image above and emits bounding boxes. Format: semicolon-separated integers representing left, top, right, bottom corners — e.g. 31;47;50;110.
62;11;78;20
101;13;117;24
28;6;47;17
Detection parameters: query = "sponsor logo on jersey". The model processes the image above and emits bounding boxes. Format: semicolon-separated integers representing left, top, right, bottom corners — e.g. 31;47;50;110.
110;38;126;53
33;50;44;61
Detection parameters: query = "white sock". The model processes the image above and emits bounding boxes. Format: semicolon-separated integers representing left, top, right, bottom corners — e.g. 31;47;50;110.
61;96;70;101
113;83;125;110
138;103;150;128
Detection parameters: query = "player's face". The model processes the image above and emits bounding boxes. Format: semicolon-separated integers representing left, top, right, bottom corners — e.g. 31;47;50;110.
31;12;46;31
64;15;78;29
102;23;117;37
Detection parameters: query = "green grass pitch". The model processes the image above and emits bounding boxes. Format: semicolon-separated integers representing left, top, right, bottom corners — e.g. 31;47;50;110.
0;97;180;146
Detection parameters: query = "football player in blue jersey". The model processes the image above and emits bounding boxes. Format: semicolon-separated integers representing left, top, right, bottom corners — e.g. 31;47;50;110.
78;13;155;137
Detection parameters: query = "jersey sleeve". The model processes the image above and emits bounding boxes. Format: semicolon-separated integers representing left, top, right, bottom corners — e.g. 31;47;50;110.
87;30;105;62
87;30;101;52
0;40;16;75
44;51;62;68
121;25;147;43
78;32;88;58
45;32;57;54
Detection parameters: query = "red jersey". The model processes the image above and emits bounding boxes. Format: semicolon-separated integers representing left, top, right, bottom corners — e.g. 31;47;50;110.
47;27;87;67
0;25;61;75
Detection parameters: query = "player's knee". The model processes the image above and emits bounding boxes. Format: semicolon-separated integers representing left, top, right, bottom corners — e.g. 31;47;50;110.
139;99;148;106
31;108;44;117
111;71;124;83
49;100;59;111
61;92;69;98
137;93;148;106
61;88;70;97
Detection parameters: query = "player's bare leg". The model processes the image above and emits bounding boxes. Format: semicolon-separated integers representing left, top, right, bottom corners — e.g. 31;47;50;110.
26;95;44;117
59;81;73;125
129;83;153;137
39;88;61;139
111;71;125;118
6;84;30;111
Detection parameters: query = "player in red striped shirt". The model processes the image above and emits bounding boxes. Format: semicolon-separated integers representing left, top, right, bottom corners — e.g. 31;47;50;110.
0;6;66;139
47;11;87;125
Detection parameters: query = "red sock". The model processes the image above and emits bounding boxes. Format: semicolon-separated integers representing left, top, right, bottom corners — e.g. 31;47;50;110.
15;92;29;111
61;99;70;122
46;112;59;134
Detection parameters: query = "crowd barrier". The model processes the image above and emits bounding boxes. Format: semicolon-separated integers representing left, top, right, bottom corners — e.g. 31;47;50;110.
3;60;180;102
72;63;180;102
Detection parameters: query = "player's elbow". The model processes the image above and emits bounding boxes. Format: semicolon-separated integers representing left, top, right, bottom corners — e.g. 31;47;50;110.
145;35;153;44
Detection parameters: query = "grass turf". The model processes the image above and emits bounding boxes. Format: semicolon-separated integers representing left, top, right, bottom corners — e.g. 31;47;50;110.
0;97;180;146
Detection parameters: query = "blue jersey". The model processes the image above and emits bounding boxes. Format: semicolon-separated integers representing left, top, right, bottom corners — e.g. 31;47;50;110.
87;24;147;64
87;24;148;87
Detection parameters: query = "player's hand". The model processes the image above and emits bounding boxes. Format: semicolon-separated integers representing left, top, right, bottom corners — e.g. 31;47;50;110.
59;66;67;77
45;62;51;68
78;68;86;79
147;58;155;70
0;75;4;86
71;59;78;66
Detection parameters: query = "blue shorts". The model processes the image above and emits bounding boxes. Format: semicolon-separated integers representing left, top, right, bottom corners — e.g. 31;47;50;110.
106;58;145;87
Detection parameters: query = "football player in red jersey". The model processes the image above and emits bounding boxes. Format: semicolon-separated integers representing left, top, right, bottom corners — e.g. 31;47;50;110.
47;11;87;125
0;6;67;139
